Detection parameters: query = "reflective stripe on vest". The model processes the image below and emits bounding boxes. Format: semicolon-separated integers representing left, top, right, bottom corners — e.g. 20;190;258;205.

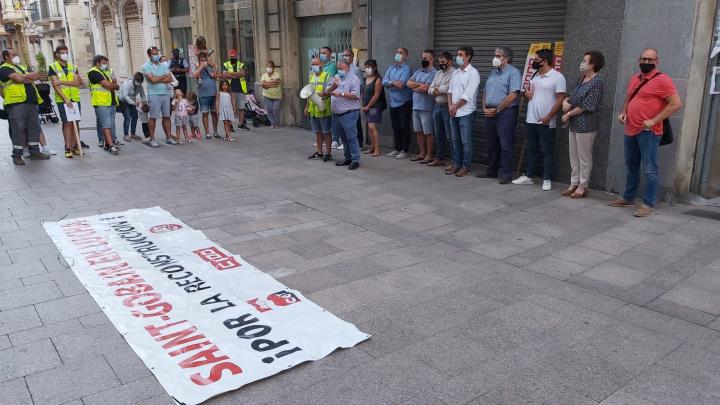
88;67;117;107
307;72;331;118
223;60;248;93
0;63;41;106
50;61;80;102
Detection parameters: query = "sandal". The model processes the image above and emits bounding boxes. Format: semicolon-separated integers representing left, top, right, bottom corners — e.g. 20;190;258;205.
224;137;236;142
419;159;433;164
410;156;424;161
561;186;578;197
570;189;588;199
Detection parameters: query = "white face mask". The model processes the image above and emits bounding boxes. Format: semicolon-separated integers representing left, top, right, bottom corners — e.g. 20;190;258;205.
364;68;373;76
60;53;69;62
11;56;20;65
100;63;108;71
492;57;502;68
579;62;589;72
266;67;273;73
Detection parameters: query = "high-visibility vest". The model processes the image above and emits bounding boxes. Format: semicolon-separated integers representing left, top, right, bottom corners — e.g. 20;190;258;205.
307;72;331;118
0;63;41;106
87;67;118;107
50;61;80;102
223;60;248;93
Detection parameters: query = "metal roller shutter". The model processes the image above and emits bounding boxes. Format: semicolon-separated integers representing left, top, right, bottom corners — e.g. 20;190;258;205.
126;19;145;75
434;0;567;169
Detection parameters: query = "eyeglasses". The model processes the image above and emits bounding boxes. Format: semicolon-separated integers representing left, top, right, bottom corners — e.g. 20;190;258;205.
494;55;505;58
639;58;657;63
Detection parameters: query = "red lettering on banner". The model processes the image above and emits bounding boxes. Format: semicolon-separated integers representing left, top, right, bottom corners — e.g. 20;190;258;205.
115;283;154;296
96;262;131;277
190;362;243;386
131;301;173;318
193;247;241;271
155;326;206;351
178;345;229;369
87;253;122;266
107;273;146;286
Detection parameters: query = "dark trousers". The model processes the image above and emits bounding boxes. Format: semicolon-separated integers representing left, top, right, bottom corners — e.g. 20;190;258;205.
525;123;555;180
356;113;364;147
486;106;519;180
390;101;412;152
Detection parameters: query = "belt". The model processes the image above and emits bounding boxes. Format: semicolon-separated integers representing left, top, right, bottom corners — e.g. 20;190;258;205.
335;109;358;116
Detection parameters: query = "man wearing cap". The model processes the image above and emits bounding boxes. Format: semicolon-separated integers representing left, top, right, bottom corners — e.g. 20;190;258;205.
169;48;188;95
223;49;249;131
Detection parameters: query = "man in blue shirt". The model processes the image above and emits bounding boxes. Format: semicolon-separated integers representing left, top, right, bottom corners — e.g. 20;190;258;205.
143;46;175;144
479;46;522;184
382;47;412;158
407;49;437;163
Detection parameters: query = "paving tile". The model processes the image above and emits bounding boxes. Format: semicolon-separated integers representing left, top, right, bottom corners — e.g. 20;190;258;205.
582;263;648;288
25;355;120;405
34;293;99;323
0;306;42;335
0;339;62;381
0;378;33;405
82;376;165;405
9;318;83;347
659;285;720;315
524;256;587;280
0;281;63;310
553;245;614;266
0;259;48;282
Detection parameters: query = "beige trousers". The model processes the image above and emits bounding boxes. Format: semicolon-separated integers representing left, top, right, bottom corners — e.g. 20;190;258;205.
568;131;597;189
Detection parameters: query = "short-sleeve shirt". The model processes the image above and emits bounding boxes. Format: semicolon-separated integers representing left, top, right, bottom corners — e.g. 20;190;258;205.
261;72;282;99
569;75;604;133
173;98;189;117
329;73;361;114
484;64;522;107
526;68;566;128
143;61;171;96
196;66;217;98
48;64;77;79
88;70;116;101
409;67;436;111
323;61;337;76
0;65;38;107
625;70;677;136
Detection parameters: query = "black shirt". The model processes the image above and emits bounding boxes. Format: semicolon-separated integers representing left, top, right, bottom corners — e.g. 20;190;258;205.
88;70;116;100
0;65;38;107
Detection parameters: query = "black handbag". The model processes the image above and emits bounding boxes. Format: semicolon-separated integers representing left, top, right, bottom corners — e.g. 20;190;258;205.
627;73;673;146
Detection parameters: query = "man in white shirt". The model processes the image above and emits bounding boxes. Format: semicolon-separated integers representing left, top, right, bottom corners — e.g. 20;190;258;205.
447;46;481;177
514;48;566;190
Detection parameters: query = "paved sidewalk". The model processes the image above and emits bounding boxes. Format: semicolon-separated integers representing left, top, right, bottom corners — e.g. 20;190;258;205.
2;111;720;405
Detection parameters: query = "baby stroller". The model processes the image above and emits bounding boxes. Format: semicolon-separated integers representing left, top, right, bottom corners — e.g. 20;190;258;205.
36;83;60;124
245;94;270;127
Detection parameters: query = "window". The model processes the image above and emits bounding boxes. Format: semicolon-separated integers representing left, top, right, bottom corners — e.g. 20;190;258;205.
169;0;190;17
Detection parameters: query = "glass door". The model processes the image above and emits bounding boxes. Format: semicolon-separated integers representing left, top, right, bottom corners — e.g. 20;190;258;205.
217;0;255;89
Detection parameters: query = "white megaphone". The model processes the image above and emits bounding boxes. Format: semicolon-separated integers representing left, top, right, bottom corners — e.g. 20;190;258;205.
300;83;325;110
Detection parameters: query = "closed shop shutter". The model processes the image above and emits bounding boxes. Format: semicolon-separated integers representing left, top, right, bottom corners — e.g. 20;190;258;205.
126;19;145;75
434;0;567;170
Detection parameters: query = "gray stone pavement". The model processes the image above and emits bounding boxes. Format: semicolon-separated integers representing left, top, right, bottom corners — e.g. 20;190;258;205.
2;95;720;404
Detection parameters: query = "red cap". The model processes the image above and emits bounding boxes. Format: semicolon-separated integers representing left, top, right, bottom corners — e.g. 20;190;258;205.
228;49;238;58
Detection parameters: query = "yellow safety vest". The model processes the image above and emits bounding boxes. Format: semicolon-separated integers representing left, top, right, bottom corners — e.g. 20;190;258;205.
88;67;118;107
307;72;331;118
223;60;248;93
50;61;80;102
0;63;41;106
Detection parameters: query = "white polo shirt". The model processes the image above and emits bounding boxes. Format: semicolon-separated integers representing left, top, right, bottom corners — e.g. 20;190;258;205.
526;68;566;128
448;63;481;118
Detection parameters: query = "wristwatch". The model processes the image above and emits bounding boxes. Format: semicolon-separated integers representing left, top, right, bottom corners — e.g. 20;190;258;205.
341;92;345;97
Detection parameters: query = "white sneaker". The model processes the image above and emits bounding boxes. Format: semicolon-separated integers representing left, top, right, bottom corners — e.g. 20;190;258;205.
23;148;30;158
395;151;408;159
337;144;344;150
512;175;534;185
41;146;57;155
146;139;161;148
168;138;178;145
386;150;399;157
312;142;317;147
331;141;338;149
542;180;552;191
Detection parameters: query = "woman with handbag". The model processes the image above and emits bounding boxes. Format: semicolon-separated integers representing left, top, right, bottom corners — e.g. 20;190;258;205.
119;72;146;143
561;51;605;199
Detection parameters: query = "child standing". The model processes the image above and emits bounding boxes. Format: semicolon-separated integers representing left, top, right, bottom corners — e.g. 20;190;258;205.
216;80;236;141
187;92;202;141
172;89;190;144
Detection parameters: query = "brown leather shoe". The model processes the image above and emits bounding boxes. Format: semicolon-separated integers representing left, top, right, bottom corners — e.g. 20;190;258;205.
445;165;458;175
29;152;50;160
561;186;578;197
445;164;454;171
570;188;588;199
427;159;443;167
12;156;25;165
608;198;635;207
633;204;655;217
455;167;470;177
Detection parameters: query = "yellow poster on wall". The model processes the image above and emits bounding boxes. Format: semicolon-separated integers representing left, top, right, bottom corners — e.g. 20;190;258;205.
553;41;564;72
522;42;552;90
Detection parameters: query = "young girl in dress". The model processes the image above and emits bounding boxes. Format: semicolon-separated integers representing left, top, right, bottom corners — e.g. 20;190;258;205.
215;80;236;141
187;92;202;141
171;88;190;144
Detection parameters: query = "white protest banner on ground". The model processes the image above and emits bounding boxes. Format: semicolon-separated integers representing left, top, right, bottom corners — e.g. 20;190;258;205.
43;207;370;405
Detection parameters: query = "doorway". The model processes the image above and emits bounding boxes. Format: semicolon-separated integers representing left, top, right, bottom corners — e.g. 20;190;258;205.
217;0;255;87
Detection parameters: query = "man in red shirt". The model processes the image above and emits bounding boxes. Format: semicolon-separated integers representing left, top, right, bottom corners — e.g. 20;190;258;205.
609;48;681;217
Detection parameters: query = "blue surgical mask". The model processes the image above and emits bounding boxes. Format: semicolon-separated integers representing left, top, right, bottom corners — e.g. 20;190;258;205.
394;53;402;63
311;65;320;73
338;70;346;79
320;54;328;62
456;56;465;66
152;55;160;62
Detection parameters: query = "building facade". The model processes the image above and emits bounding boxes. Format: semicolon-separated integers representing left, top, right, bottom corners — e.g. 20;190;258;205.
0;0;31;63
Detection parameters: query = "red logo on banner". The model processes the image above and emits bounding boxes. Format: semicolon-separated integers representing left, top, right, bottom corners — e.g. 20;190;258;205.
149;224;183;234
247;290;301;313
194;247;241;270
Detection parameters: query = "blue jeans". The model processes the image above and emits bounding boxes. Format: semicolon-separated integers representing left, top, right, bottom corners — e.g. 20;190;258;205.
450;112;475;168
122;104;139;136
333;110;360;163
525;123;555;180
623;130;661;207
433;105;451;161
94;106;117;142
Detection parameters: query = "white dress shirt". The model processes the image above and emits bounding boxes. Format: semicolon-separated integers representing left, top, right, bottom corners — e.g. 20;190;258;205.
448;63;481;117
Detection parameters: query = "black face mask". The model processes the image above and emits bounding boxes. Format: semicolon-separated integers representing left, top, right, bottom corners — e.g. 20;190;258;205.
421;60;430;68
230;58;238;64
439;63;447;70
639;63;655;74
531;61;542;70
